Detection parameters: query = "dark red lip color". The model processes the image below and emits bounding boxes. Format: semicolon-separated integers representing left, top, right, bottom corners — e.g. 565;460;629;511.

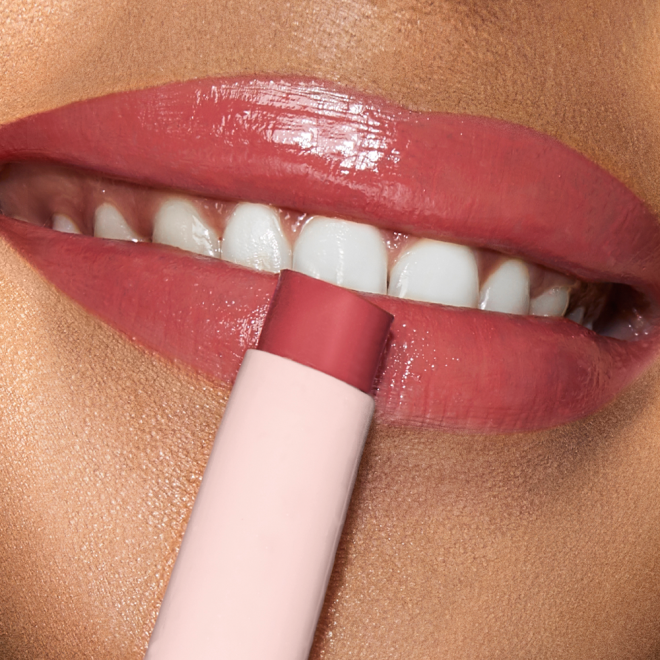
0;77;659;432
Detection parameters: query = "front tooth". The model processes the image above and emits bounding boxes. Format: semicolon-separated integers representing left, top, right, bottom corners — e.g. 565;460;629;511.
153;199;220;257
52;213;81;234
94;203;143;242
292;217;387;294
530;286;571;317
388;238;479;307
221;203;291;273
479;259;530;315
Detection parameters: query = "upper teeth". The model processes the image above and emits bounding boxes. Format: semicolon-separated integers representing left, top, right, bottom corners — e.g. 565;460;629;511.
389;238;479;307
479;258;530;315
46;195;575;319
94;203;144;243
153;199;220;257
52;213;81;235
222;203;292;273
292;217;388;294
529;285;571;317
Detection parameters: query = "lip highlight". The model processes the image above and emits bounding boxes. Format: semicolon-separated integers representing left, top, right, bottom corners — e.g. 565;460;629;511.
0;76;659;432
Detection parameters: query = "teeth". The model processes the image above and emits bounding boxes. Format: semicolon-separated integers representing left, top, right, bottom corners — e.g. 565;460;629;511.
292;217;387;294
94;203;144;242
19;172;591;324
221;203;291;273
52;214;81;234
566;306;586;325
530;286;571;317
153;199;220;257
388;239;479;307
479;259;530;315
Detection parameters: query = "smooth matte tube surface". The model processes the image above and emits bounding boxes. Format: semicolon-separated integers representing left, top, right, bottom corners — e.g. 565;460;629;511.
145;349;374;659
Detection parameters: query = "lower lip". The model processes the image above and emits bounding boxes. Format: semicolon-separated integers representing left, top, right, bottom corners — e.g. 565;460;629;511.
1;217;656;433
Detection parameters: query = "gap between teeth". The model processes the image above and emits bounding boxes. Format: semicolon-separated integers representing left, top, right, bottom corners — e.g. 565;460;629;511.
52;197;574;318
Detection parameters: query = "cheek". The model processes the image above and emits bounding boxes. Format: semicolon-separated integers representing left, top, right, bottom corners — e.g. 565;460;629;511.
0;239;226;655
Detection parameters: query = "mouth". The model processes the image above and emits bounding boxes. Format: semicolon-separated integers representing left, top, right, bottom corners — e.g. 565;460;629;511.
0;77;658;432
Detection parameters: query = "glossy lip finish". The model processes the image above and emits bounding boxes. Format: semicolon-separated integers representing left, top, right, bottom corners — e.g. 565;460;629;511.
0;77;659;432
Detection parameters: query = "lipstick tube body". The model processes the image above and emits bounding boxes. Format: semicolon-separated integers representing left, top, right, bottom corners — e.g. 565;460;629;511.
145;348;374;659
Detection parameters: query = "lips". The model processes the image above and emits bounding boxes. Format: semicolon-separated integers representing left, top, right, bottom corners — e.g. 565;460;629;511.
0;76;658;432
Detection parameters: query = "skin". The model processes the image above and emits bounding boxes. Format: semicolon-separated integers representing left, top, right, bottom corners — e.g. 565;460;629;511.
2;0;660;657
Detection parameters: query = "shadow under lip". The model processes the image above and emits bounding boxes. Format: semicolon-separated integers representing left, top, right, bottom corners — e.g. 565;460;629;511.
1;76;660;432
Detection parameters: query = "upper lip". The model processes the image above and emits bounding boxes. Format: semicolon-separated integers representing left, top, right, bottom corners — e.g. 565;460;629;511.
0;76;659;432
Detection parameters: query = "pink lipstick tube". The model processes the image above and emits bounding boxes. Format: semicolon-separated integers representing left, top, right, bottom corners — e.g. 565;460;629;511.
145;270;393;660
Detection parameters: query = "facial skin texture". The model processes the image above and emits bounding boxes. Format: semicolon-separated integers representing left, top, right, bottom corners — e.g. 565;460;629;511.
2;1;660;658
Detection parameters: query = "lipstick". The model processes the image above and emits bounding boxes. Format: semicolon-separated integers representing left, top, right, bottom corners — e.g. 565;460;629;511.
144;270;393;659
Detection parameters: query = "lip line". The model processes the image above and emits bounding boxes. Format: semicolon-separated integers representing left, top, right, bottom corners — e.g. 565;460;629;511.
0;75;659;433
